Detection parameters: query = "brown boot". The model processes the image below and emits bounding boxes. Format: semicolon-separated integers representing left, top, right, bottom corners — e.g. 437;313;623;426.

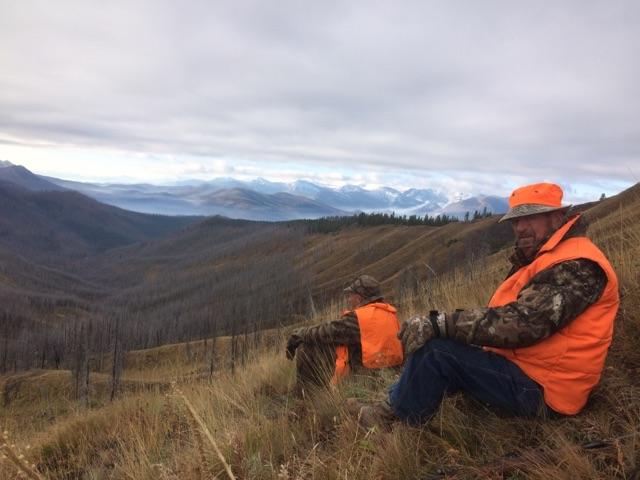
346;398;397;431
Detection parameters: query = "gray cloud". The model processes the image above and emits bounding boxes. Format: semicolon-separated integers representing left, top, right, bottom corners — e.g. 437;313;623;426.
1;0;639;192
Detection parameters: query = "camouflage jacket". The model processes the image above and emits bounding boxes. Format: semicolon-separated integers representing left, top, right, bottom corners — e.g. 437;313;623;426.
447;217;608;348
299;296;384;366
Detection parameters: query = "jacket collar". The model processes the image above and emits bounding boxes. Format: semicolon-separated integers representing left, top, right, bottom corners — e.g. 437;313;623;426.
358;295;383;307
342;296;386;316
537;214;581;256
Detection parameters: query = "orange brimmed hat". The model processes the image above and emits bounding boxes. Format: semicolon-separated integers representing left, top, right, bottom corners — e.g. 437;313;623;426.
499;183;570;222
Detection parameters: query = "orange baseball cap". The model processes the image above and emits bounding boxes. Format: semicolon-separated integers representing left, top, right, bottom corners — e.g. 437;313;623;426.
499;183;570;222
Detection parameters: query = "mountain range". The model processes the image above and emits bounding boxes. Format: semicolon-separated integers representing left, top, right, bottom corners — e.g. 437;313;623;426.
441;195;512;219
0;161;509;220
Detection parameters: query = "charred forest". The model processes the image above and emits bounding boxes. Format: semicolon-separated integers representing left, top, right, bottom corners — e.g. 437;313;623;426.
0;180;517;395
0;221;312;376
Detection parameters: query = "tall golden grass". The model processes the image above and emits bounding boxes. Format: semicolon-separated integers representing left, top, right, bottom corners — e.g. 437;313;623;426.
0;429;44;479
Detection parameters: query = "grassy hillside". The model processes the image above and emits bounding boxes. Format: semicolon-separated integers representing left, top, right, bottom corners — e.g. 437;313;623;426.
0;183;638;478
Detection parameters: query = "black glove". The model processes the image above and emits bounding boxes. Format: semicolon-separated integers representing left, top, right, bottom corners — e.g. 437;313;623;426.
286;328;305;360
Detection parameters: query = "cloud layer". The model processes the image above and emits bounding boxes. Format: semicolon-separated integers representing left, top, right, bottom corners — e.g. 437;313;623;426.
1;0;638;197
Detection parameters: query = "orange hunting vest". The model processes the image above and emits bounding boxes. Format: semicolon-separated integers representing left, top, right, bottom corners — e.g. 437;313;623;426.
332;302;404;384
486;215;619;415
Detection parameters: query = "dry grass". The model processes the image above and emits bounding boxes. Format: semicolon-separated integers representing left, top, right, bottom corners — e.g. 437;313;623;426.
0;429;44;479
172;383;236;480
1;186;639;479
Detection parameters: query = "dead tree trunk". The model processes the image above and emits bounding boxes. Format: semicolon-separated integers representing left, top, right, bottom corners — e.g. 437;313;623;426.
208;317;218;381
110;316;123;402
71;322;90;407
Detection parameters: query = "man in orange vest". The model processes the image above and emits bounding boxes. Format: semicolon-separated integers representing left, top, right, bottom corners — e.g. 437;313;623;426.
286;274;403;391
357;183;619;427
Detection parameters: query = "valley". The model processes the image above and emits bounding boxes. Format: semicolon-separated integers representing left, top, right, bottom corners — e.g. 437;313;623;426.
0;174;638;479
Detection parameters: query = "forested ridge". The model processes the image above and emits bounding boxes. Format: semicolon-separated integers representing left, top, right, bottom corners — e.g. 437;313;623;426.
0;181;200;262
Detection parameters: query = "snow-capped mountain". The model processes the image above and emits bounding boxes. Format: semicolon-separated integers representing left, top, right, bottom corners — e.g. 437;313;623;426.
41;174;449;219
439;195;509;218
1;161;508;221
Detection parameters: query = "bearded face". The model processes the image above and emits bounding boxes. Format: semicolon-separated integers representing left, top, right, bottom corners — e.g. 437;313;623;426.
510;211;565;260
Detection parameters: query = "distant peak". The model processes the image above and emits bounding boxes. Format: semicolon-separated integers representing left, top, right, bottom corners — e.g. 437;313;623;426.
339;184;365;192
292;179;332;189
0;162;67;192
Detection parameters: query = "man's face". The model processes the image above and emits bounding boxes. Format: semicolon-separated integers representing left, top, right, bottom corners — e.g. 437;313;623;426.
509;211;563;258
346;292;363;310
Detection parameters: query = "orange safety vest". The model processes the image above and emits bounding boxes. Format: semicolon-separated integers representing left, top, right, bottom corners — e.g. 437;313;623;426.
486;215;619;415
331;302;404;384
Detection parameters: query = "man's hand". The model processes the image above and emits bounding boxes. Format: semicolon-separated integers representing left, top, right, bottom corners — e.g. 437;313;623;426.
398;311;447;355
286;328;306;360
398;315;434;356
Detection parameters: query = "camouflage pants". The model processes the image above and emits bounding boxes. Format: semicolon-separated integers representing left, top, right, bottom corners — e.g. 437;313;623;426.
295;342;337;391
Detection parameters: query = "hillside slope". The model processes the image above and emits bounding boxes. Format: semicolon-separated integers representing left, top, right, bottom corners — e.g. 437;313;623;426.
62;214;512;350
0;183;638;479
0;181;201;261
0;162;66;191
197;188;349;220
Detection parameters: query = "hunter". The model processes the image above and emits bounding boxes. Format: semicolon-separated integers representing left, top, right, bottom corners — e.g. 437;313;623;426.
357;182;620;426
286;275;403;390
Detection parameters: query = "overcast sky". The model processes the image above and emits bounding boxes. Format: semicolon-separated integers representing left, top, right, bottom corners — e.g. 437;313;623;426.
1;0;638;202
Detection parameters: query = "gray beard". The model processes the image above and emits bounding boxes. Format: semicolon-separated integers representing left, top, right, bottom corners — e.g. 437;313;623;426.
514;231;554;263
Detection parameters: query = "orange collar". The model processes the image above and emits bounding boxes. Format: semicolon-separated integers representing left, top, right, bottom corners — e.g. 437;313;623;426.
537;214;581;257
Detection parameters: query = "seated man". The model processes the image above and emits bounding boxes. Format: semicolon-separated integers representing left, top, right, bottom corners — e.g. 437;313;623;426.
359;183;619;426
286;275;403;391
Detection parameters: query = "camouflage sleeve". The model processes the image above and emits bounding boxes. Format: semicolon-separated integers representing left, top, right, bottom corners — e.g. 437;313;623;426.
448;259;607;348
301;311;361;346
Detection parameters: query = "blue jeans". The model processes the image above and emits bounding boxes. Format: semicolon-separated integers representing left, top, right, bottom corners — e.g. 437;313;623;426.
389;339;548;425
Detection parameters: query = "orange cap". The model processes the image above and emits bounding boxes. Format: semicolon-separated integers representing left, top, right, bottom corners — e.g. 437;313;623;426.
508;183;563;208
500;183;569;222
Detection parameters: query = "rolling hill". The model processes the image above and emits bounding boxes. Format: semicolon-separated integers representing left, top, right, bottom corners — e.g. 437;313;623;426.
195;187;349;220
0;181;201;262
0;161;66;191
